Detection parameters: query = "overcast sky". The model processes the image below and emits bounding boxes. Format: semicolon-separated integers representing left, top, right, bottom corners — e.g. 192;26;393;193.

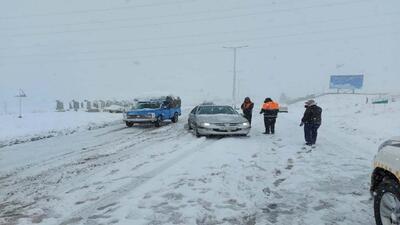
0;0;399;108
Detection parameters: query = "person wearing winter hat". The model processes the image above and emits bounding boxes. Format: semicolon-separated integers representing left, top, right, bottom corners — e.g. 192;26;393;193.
241;97;254;124
300;99;322;146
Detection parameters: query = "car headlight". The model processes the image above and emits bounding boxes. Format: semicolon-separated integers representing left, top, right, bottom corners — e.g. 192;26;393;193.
379;140;393;152
242;122;249;126
202;122;211;127
149;113;156;118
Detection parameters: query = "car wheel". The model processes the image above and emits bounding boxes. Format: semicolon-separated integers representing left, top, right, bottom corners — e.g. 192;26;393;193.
194;126;201;137
374;179;400;225
126;122;133;127
154;117;162;127
171;113;178;123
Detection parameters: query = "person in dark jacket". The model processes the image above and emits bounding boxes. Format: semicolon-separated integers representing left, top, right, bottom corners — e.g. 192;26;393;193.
260;98;280;134
241;97;254;124
300;99;322;146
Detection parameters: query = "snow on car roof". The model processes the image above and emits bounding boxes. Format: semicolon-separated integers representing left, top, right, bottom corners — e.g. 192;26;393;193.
198;104;231;107
135;95;180;102
134;92;180;101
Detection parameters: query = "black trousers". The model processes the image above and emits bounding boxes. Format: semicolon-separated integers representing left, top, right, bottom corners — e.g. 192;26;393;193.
304;123;320;145
264;117;276;134
244;113;252;124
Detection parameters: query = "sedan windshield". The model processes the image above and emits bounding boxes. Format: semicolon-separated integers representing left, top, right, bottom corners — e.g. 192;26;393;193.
135;102;161;109
197;106;237;115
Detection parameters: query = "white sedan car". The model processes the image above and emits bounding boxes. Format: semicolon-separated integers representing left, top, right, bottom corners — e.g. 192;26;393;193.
188;105;251;137
371;137;400;225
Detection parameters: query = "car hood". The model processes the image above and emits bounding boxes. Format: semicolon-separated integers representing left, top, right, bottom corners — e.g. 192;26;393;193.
385;137;400;147
196;114;247;124
389;136;400;142
127;109;158;115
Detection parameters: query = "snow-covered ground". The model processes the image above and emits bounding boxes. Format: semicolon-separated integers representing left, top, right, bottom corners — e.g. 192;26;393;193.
0;94;398;225
0;111;122;148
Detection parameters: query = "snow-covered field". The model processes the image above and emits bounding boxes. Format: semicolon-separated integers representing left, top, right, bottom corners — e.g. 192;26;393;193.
0;112;122;148
0;94;398;225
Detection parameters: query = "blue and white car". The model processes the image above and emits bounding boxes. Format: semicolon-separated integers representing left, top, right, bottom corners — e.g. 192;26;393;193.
123;96;181;127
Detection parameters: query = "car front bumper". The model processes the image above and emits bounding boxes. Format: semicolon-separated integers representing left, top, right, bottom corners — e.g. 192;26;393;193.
197;126;250;136
124;118;157;123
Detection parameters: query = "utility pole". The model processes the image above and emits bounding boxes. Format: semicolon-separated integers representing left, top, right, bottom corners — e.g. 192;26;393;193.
15;89;27;118
223;45;248;109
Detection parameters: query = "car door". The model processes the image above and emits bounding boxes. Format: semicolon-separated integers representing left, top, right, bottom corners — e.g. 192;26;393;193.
189;106;198;127
159;101;170;119
161;105;169;119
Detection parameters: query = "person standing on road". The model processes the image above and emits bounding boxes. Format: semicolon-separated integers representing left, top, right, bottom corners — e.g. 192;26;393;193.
260;98;280;134
300;99;322;146
241;97;254;124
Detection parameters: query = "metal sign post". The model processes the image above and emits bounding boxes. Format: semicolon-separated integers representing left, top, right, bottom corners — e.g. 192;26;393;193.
15;89;27;118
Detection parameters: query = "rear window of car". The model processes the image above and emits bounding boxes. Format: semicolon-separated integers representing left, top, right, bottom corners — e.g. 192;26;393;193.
135;102;161;109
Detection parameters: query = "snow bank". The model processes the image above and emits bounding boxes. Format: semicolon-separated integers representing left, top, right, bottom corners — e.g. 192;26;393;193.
0;111;122;147
292;94;400;143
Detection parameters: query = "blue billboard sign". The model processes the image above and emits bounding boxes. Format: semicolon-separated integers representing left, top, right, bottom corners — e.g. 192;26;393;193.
329;75;364;89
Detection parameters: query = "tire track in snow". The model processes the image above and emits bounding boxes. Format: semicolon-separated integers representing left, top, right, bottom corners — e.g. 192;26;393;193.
0;122;188;224
0;124;182;194
0;120;123;150
0;123;174;179
58;137;217;225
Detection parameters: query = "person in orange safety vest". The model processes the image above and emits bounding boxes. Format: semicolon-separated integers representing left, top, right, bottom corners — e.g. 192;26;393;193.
259;98;280;134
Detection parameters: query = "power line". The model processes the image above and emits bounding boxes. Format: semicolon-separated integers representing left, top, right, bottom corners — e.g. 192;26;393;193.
1;9;399;54
0;0;363;31
0;31;397;66
1;0;372;38
248;29;400;51
1;26;398;65
0;0;192;20
0;48;228;65
0;1;300;30
1;21;398;59
0;0;353;21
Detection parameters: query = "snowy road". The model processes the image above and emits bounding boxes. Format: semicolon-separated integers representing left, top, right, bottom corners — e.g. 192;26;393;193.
1;95;390;225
